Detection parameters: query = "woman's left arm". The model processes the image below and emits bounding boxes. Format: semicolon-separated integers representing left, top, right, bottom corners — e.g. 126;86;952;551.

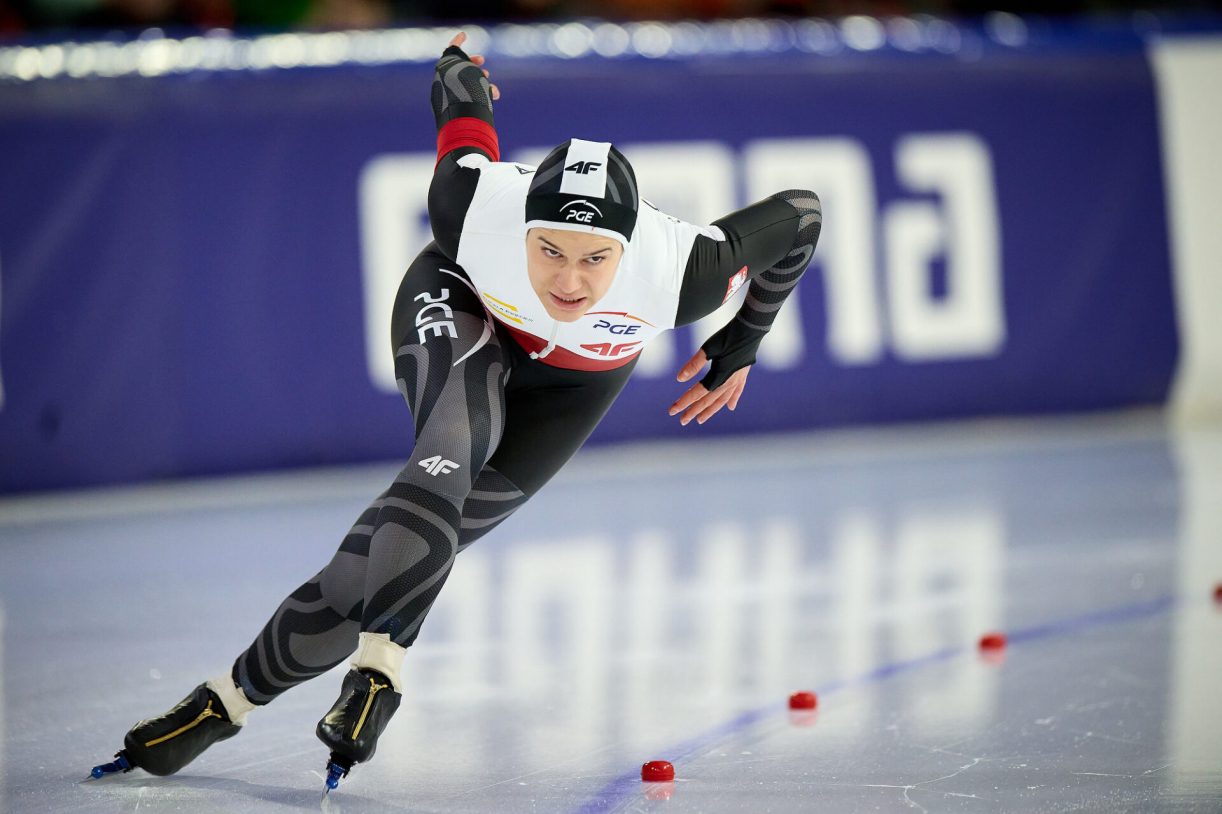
428;32;502;261
668;190;823;426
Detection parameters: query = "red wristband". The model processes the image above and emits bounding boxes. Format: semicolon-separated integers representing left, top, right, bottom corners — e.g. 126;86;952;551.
436;117;500;164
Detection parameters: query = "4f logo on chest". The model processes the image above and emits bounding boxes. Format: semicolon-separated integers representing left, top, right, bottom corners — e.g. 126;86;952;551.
414;288;456;343
580;341;641;357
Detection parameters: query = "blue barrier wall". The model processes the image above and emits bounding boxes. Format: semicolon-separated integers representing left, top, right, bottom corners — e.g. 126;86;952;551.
0;20;1184;492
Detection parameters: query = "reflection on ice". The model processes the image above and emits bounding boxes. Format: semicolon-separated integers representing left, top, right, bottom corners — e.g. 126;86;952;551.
0;414;1218;812
418;501;1007;769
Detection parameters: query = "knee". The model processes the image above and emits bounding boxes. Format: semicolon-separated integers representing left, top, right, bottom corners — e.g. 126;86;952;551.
401;401;503;504
379;457;472;535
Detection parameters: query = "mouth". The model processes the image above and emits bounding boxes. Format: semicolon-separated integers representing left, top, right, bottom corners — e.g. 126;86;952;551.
549;292;588;311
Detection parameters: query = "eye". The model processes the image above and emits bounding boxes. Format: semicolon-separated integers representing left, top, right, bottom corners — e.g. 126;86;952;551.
542;247;562;259
584;255;607;265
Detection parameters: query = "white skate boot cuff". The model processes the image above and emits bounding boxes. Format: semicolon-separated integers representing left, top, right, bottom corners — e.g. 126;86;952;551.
206;673;256;726
350;632;406;693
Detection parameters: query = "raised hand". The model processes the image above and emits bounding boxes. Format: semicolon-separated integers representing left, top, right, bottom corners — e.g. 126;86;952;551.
448;31;500;102
668;349;751;426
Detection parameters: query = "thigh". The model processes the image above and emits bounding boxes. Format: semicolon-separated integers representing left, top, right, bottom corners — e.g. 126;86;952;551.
457;464;530;552
485;357;636;497
391;243;510;492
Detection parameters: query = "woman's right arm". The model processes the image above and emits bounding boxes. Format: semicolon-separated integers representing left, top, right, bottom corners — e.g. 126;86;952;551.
428;32;501;261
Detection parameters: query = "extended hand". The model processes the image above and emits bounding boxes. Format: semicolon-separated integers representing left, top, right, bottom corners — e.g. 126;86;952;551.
668;349;751;426
448;32;500;101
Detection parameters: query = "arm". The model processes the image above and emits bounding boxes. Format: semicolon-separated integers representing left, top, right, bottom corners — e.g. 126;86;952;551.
668;189;822;425
427;32;501;261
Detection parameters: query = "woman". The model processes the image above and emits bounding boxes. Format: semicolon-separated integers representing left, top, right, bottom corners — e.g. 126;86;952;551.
91;31;822;792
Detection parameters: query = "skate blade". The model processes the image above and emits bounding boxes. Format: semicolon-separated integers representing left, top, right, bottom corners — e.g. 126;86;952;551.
87;752;132;780
322;755;351;794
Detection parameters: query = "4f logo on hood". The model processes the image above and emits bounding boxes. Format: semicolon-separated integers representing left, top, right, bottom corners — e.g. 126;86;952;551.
560;199;603;224
565;160;602;175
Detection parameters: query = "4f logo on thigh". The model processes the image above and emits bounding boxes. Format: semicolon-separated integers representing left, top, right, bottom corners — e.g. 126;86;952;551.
415;288;457;343
419;455;461;476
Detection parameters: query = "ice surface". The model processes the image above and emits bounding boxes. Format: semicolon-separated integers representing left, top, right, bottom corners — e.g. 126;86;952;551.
1;412;1219;812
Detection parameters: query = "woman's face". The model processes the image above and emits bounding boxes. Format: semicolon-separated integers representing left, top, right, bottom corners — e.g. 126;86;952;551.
525;228;624;322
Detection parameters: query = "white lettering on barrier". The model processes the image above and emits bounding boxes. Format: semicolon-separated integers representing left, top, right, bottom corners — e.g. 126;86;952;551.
885;134;1005;360
745;138;880;365
359;136;1005;393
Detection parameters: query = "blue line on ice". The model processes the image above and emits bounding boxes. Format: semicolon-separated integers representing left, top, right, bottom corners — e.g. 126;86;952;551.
573;593;1177;814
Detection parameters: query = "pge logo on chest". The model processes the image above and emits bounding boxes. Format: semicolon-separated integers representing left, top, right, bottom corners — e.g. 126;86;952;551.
592;319;640;336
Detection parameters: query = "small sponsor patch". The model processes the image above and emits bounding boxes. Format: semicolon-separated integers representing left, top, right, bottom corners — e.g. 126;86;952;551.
724;266;749;303
482;292;531;324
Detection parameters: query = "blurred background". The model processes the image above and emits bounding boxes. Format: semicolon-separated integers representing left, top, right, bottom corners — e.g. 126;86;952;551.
0;1;1217;37
2;3;1221;493
2;6;1222;811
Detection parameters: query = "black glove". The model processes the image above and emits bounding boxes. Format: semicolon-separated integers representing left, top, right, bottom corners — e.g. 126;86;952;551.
700;321;767;391
431;45;495;129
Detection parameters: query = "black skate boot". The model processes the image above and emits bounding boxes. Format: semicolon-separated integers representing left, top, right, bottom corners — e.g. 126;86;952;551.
90;684;240;779
316;668;402;791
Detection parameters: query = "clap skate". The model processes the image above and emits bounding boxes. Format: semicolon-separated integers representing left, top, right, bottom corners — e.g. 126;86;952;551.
316;667;402;792
89;683;241;779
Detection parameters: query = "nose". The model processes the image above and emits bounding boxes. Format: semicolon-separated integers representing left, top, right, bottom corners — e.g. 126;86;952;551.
554;264;583;294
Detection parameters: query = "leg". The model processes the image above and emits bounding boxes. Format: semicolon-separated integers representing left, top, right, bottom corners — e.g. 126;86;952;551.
360;249;508;647
97;246;506;781
231;491;382;704
316;246;508;775
234;242;507;703
232;458;521;704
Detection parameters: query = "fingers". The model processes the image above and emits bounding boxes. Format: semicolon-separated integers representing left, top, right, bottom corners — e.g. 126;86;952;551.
667;382;707;425
449;31;466;48
669;382;731;426
694;388;735;424
461;50;500;101
726;367;749;410
676;349;707;383
678;386;728;426
668;367;749;426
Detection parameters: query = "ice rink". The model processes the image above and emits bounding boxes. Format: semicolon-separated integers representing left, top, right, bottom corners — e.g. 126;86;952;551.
1;412;1220;813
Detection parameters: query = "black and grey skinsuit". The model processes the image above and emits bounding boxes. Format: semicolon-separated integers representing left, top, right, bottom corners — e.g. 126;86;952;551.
229;45;822;705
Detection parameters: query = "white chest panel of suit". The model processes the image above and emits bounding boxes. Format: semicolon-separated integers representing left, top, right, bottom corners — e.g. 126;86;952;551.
452;153;723;371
